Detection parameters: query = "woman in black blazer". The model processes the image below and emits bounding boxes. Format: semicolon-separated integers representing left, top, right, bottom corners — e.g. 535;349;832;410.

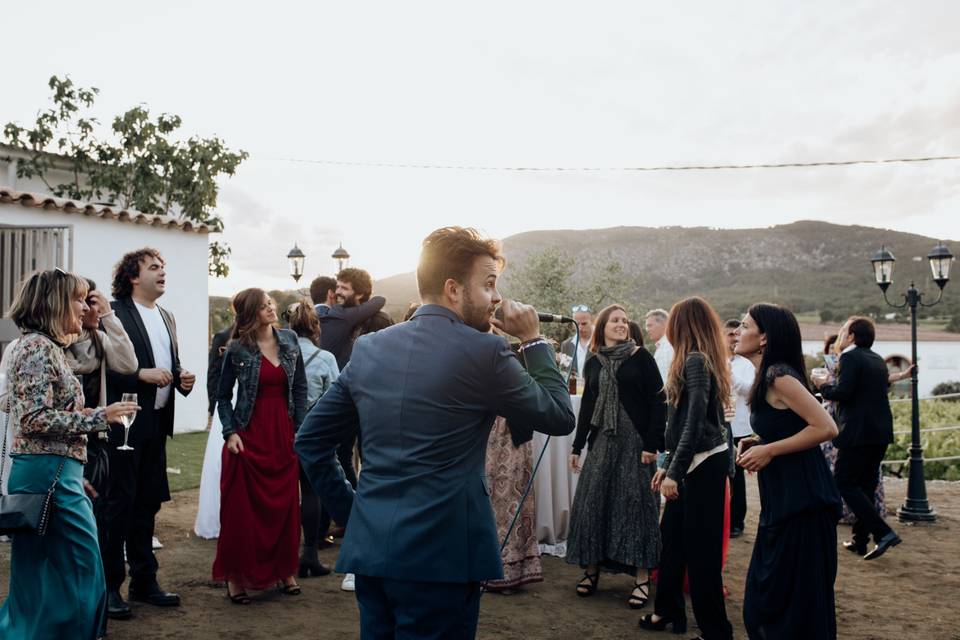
566;304;666;610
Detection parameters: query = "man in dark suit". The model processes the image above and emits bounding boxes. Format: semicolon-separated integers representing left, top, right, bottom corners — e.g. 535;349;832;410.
817;316;900;560
104;248;195;619
560;304;594;378
296;227;575;639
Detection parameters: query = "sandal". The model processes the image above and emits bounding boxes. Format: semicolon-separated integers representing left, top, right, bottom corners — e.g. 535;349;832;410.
227;586;251;605
278;580;301;596
575;570;599;597
628;579;650;609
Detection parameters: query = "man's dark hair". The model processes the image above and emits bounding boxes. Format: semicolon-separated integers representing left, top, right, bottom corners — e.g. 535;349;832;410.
724;318;742;330
847;316;876;349
112;248;164;299
309;276;336;305
336;268;373;303
416;227;504;298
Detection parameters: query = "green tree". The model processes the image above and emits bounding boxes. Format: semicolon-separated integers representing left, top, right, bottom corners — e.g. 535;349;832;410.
819;309;835;324
4;75;247;277
502;249;577;341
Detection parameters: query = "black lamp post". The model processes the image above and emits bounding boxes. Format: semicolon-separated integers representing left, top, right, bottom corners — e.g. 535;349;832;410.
332;243;350;272
287;244;306;283
870;241;953;522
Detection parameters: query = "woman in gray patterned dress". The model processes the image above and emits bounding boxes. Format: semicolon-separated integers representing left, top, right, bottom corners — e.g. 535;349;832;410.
566;305;667;609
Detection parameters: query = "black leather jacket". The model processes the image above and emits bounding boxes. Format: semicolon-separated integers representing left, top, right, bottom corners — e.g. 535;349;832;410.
663;352;728;483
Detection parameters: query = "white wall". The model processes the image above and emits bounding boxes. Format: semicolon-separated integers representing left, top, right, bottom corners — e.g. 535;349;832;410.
0;205;210;433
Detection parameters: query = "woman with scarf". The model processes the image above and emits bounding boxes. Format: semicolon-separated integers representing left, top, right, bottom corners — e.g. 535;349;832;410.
566;304;666;609
65;280;137;554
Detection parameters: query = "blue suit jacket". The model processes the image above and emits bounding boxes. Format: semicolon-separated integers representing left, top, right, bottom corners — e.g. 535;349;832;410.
295;304;575;583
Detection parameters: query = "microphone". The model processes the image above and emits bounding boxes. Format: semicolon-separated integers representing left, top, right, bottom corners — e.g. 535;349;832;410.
494;307;576;324
536;312;575;324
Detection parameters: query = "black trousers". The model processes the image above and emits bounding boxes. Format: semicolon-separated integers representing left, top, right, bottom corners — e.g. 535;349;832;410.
103;426;169;591
318;435;360;535
300;467;322;548
834;443;892;545
730;436;748;532
654;452;733;640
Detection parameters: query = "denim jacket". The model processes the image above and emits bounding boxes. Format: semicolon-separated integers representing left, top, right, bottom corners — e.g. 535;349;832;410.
217;327;307;437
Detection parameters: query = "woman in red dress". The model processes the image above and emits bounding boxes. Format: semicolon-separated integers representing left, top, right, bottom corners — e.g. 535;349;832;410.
213;288;307;603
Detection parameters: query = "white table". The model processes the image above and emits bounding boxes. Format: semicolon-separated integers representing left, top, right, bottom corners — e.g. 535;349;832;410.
533;395;583;556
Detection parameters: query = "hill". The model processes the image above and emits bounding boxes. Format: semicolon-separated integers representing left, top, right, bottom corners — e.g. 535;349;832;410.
371;220;960;330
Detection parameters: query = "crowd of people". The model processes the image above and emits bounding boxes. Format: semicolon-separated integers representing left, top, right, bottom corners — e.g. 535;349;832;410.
0;227;907;639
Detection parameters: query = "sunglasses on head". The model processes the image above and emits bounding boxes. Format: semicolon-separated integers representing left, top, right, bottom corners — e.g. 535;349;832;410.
571;304;590;313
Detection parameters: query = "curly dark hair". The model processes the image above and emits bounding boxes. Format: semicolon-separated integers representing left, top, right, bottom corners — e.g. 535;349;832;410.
112;248;165;299
336;268;374;303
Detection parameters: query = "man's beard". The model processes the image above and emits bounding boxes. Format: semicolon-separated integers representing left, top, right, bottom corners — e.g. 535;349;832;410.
339;294;357;307
462;290;492;332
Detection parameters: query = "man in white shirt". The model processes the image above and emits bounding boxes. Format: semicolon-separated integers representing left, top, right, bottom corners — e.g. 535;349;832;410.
104;248;195;619
725;318;756;538
645;309;674;383
560;304;594;379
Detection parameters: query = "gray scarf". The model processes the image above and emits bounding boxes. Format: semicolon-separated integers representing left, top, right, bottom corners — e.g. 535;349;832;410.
590;340;636;437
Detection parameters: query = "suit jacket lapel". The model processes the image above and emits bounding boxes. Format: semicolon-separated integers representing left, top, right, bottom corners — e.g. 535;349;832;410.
158;305;179;368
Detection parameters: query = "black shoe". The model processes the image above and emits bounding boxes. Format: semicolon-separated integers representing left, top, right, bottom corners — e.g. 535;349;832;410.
128;582;181;607
638;613;687;634
317;535;335;550
864;532;901;561
843;540;868;556
730;526;744;539
107;590;132;620
298;547;332;578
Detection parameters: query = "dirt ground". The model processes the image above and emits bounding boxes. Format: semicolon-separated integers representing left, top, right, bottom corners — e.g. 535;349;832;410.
2;476;959;640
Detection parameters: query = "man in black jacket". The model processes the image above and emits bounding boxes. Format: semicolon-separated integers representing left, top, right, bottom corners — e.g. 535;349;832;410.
104;248;195;618
817;316;900;560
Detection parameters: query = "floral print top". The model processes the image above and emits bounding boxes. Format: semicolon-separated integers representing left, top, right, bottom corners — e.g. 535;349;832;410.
6;333;108;463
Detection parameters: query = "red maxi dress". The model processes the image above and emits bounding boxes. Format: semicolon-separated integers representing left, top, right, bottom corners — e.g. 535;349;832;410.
212;357;301;589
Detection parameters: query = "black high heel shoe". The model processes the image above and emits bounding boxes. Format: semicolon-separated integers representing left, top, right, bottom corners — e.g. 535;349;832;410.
638;613;687;634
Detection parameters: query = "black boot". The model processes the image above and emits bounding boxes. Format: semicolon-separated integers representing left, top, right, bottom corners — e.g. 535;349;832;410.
298;545;332;578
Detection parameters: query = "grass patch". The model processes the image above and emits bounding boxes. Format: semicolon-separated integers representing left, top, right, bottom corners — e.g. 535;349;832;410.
166;431;209;493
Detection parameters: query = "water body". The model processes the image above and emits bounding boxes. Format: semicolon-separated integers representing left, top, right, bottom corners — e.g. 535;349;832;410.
801;340;960;397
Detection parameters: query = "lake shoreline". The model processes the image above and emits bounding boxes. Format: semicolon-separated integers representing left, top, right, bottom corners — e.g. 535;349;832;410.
800;322;958;343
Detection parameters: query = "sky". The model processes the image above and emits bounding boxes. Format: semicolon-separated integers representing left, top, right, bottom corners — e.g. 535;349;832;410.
2;1;958;295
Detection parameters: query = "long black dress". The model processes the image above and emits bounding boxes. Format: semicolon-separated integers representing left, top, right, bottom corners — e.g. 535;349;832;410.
743;365;843;640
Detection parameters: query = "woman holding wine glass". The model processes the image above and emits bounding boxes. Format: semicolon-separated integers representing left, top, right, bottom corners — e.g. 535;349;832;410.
0;269;138;640
213;288;307;604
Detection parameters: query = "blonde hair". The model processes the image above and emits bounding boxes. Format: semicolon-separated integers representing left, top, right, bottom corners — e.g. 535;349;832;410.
8;269;89;346
664;296;731;408
287;299;321;347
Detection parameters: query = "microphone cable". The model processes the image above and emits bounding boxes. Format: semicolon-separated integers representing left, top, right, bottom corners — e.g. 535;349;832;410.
496;321;578;557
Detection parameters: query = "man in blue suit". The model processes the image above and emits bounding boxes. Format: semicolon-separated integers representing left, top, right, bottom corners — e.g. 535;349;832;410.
296;227;575;639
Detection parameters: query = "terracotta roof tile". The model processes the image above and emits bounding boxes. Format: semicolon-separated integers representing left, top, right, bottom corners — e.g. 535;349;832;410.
0;188;213;234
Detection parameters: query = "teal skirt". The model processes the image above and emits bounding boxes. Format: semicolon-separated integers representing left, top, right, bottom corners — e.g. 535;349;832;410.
0;454;107;640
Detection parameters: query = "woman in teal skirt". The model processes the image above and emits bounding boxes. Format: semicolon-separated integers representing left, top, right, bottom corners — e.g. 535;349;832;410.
0;269;138;640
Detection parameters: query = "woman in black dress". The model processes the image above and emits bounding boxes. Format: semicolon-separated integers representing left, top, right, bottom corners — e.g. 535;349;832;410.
566;305;666;609
736;303;842;640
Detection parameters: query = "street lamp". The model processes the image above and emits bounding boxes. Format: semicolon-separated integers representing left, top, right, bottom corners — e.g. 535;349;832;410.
332;243;350;272
287;244;306;283
870;241;953;522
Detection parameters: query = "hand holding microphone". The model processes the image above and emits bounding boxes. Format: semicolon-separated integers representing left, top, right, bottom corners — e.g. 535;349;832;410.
491;300;541;342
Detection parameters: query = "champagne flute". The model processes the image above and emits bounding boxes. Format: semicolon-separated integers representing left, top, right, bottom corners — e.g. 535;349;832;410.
118;392;137;451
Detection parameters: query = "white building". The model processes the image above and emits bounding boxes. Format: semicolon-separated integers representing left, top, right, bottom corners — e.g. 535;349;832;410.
1;145;212;433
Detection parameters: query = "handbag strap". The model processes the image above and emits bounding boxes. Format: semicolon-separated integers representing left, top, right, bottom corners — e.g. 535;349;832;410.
304;348;321;369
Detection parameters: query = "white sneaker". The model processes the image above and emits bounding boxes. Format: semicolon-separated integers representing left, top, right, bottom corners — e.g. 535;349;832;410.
152;536;163;550
340;573;356;592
